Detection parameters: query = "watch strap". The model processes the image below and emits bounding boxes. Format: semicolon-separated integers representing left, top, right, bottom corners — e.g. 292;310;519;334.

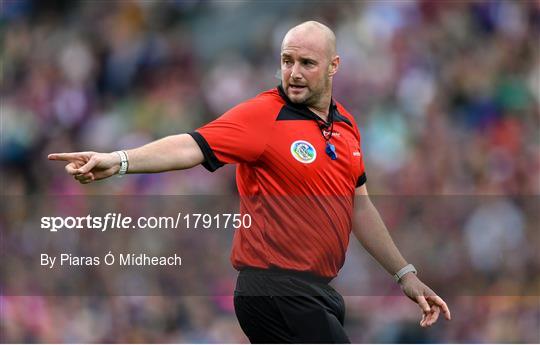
393;264;417;282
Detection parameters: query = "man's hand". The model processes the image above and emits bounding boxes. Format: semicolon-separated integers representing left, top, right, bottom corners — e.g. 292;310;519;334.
48;152;120;184
399;273;451;327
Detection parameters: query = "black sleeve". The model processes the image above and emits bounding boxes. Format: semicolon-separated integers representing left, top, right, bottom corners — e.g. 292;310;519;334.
188;131;225;172
356;172;367;188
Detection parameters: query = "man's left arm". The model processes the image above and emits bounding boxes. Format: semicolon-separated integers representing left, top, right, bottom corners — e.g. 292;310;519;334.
353;184;451;327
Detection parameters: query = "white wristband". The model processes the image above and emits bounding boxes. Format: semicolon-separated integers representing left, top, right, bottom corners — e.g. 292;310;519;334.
393;264;417;282
115;150;129;176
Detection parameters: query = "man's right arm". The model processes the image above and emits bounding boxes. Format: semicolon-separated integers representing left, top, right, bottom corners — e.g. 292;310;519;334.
48;133;204;184
125;134;204;172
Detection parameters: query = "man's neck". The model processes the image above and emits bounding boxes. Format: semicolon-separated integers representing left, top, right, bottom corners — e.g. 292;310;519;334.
308;107;328;122
308;93;332;122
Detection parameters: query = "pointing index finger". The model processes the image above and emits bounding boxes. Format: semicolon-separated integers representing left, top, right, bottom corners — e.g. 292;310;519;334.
48;153;83;161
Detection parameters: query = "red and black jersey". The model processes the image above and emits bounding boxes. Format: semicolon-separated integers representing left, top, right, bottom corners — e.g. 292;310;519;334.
189;86;366;278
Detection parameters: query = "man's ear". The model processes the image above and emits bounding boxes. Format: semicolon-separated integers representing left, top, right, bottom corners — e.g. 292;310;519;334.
329;55;340;77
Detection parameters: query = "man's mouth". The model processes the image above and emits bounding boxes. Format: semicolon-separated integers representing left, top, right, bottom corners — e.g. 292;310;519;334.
289;84;307;91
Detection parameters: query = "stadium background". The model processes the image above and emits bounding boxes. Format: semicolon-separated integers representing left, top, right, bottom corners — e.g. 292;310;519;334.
1;0;539;343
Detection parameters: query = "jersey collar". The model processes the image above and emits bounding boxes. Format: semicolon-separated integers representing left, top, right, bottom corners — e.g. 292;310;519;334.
277;84;337;125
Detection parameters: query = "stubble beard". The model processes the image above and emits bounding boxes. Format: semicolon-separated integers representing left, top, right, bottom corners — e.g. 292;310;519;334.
296;76;330;108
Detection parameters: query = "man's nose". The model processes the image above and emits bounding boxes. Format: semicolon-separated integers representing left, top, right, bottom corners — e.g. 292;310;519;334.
291;62;302;79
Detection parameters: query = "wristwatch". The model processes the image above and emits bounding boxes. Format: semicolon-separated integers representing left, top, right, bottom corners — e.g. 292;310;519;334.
393;264;417;282
115;150;129;176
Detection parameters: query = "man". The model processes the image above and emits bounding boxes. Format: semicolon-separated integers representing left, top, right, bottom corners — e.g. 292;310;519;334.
49;21;451;343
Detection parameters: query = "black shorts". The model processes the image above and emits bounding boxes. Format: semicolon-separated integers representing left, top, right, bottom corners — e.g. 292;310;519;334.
233;268;350;344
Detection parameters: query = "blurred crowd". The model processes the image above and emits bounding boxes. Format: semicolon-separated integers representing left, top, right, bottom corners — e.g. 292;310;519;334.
1;0;539;343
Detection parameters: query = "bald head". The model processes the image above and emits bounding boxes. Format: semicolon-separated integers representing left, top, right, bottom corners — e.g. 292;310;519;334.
282;21;336;60
279;21;340;113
